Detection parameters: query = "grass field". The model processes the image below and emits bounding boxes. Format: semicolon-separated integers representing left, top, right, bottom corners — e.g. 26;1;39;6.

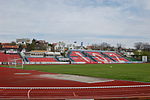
1;63;150;82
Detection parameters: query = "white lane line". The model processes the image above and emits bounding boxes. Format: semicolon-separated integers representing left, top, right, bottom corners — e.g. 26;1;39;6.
27;89;32;99
0;85;150;89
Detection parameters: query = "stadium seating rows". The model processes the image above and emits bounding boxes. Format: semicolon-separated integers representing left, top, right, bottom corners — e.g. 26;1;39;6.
27;57;58;62
70;57;96;63
68;50;129;63
0;50;130;64
102;52;129;62
102;52;122;57
84;51;114;63
69;51;85;57
0;52;21;62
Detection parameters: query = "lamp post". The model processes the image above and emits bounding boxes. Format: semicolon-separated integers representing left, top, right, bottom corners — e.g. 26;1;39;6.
138;50;142;61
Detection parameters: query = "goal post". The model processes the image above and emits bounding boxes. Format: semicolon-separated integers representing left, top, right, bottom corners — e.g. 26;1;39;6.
8;58;24;69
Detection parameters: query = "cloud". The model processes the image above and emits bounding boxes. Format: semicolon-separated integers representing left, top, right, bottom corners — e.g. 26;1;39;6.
0;0;150;48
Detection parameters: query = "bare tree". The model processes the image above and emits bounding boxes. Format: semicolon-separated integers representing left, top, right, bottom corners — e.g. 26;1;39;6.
134;42;143;50
91;44;101;50
91;42;111;50
134;42;150;51
116;43;123;52
117;43;122;48
101;42;110;47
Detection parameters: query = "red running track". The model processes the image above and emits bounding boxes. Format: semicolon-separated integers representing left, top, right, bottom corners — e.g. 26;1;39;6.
0;67;150;99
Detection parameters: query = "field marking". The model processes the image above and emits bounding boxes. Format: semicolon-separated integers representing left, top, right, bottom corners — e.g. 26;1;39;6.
14;73;31;75
0;85;150;89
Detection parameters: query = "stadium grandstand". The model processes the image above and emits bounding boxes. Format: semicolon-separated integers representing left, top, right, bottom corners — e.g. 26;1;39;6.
66;50;142;64
0;41;143;65
0;49;141;65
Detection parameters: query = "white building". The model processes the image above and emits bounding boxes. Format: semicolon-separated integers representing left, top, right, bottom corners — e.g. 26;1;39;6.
67;44;76;50
54;41;66;53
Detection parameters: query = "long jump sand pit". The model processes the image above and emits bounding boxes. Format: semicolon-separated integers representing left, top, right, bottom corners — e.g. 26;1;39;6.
38;74;113;83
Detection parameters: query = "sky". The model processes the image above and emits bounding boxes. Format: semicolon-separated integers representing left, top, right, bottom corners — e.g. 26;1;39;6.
0;0;150;48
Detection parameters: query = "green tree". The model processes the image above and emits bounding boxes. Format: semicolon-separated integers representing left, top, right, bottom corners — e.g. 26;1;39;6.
26;39;36;51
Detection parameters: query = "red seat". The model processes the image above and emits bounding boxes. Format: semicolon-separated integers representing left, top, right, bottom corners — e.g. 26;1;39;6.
84;51;114;63
0;52;21;63
28;57;58;62
103;52;129;62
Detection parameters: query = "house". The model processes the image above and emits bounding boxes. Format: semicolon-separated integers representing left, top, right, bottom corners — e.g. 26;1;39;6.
54;41;66;53
16;38;30;45
86;46;94;50
0;43;19;54
67;44;76;50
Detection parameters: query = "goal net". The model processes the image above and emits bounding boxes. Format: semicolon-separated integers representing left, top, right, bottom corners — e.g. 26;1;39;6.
8;58;24;69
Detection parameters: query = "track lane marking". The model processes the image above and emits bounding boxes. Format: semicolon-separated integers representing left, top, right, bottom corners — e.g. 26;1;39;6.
1;85;150;89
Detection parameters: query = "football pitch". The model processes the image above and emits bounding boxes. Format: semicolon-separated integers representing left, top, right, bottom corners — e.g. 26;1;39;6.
23;63;150;82
1;63;150;82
